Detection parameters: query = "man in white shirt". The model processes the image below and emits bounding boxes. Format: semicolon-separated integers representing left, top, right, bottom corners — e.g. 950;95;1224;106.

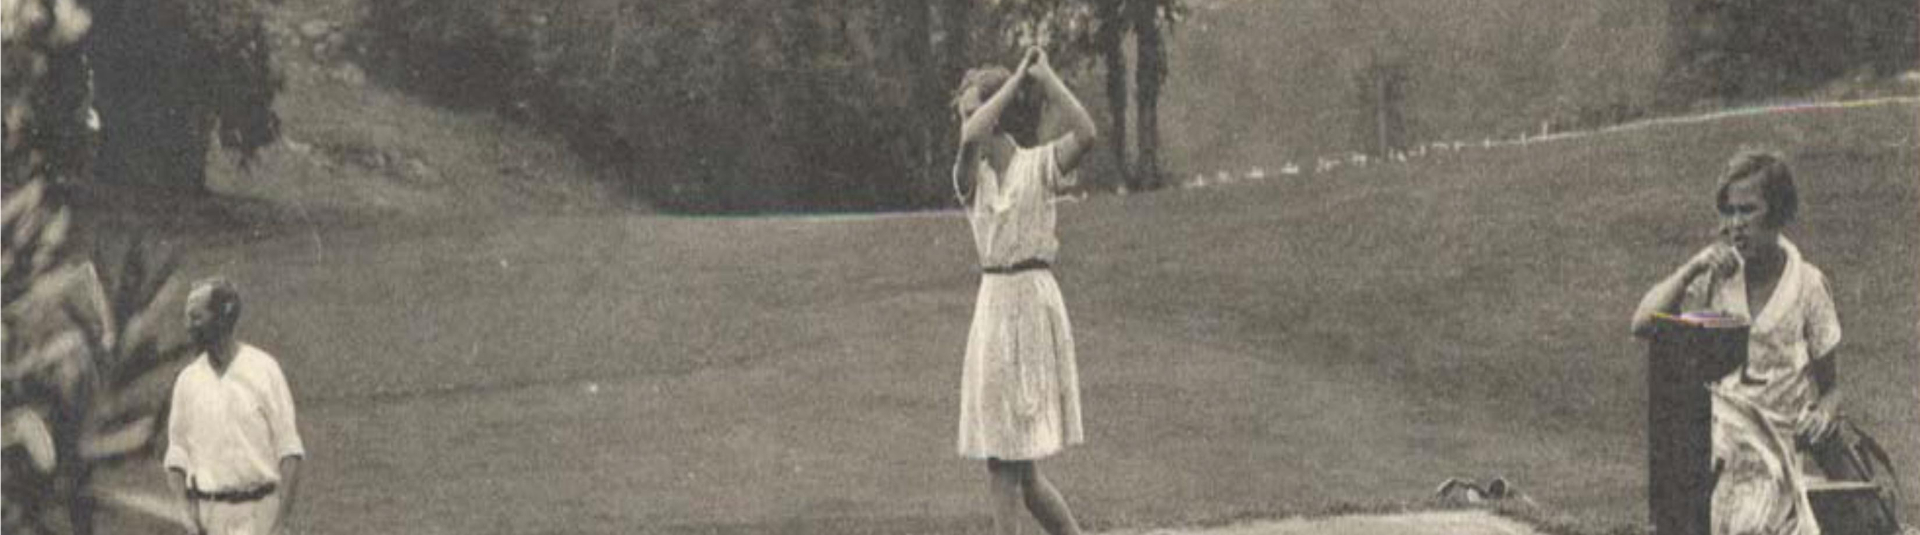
165;279;304;535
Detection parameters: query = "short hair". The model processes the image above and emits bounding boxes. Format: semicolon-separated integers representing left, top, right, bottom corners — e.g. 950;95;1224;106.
952;66;1013;118
1714;149;1798;228
186;277;243;325
952;65;1040;140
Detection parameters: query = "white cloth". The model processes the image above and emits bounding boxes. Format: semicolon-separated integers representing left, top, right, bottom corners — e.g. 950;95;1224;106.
1683;236;1841;535
194;493;281;535
165;344;305;493
1711;388;1819;535
956;140;1083;460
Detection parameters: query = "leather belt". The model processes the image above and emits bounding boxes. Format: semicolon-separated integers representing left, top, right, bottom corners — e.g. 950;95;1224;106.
982;258;1051;275
188;483;275;503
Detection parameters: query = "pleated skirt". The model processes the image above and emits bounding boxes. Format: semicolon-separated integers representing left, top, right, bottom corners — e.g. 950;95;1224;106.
956;269;1082;460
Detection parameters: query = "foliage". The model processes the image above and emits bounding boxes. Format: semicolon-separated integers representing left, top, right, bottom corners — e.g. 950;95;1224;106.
87;0;281;192
181;0;282;158
2;0;95;191
1662;0;1917;108
2;181;194;534
354;0;1191;211
989;0;1184;189
3;1;198;524
1352;53;1411;157
359;0;967;212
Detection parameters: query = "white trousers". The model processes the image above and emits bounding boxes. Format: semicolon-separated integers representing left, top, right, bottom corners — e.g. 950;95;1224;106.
195;493;280;535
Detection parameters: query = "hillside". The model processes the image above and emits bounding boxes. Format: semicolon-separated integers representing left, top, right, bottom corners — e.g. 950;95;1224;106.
138;0;1908;217
1157;0;1917;182
94;100;1919;534
192;0;625;218
1161;0;1667;176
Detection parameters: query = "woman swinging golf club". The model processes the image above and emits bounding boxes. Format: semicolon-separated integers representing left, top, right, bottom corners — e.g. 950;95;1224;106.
948;44;1098;535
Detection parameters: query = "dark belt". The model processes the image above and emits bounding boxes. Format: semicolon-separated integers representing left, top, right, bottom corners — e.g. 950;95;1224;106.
188;483;275;503
982;258;1051;275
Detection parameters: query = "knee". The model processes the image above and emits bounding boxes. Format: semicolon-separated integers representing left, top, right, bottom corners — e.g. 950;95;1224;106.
987;459;1036;484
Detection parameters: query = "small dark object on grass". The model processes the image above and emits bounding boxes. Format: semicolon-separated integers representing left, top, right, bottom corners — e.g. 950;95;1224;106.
1436;477;1531;506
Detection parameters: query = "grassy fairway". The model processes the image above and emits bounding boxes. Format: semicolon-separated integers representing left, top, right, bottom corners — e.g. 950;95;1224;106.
104;103;1917;534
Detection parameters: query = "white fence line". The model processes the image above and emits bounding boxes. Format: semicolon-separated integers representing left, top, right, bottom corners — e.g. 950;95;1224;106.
1175;96;1920;189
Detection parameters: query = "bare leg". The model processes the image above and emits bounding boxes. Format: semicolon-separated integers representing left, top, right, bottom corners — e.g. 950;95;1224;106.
988;459;1028;535
1025;463;1083;535
988;459;1083;535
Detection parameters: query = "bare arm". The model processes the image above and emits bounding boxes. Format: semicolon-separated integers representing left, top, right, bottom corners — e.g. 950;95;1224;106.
1026;49;1097;174
262;359;305;534
1811;354;1839;403
167;468;202;534
1630;244;1737;338
959;53;1034;148
1791;351;1844;444
274;456;301;533
164;384;202;534
1800;287;1844;442
1629;265;1699;338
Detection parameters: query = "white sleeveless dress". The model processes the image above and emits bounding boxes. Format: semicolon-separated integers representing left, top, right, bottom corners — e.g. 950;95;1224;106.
955;141;1084;460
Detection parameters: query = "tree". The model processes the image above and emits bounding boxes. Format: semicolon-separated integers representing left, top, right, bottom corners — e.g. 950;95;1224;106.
992;0;1181;191
3;0;95;193
359;0;989;212
353;0;1187;211
1093;0;1129;187
4;2;215;532
1352;52;1409;158
1660;0;1917;109
1129;0;1173;190
86;0;280;194
3;183;195;535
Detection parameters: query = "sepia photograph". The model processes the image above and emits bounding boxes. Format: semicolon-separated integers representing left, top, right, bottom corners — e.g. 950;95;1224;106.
3;0;1917;534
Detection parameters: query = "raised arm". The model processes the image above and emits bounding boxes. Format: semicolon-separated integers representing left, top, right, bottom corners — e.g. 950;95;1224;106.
959;53;1034;149
1025;48;1096;175
1630;244;1737;338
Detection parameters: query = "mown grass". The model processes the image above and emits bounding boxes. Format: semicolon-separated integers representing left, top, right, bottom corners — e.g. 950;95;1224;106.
97;103;1917;534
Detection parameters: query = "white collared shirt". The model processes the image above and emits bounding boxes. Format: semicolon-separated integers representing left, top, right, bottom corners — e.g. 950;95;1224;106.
164;344;305;492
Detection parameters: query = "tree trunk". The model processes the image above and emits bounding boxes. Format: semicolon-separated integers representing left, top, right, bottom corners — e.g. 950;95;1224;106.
1376;66;1390;157
88;0;214;195
1656;0;1701;110
937;0;973;204
30;42;95;189
904;0;941;207
1133;1;1165;190
1097;0;1132;190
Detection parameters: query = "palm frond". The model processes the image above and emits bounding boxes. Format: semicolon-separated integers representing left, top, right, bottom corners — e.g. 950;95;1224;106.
1;409;57;473
0;181;48;230
89;486;192;531
3;332;85;384
77;416;155;463
28;210;69;276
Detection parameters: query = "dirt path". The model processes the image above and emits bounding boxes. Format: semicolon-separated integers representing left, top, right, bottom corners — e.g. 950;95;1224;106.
1106;510;1541;535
